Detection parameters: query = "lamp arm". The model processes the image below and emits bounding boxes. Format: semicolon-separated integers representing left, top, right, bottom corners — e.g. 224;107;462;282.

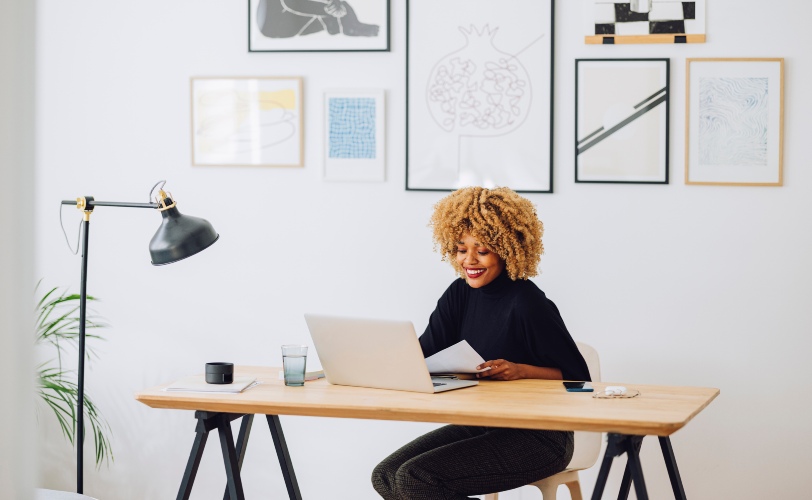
86;201;159;209
62;199;159;210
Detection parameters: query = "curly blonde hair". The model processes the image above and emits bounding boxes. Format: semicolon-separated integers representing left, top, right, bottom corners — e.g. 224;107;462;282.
429;187;544;280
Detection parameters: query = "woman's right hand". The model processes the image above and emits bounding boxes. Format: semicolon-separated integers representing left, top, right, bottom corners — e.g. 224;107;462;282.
476;360;564;381
476;360;524;381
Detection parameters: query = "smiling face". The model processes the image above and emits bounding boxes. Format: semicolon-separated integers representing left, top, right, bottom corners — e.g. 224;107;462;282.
455;232;505;289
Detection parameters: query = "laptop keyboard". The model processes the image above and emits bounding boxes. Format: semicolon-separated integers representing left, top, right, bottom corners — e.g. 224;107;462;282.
433;382;446;387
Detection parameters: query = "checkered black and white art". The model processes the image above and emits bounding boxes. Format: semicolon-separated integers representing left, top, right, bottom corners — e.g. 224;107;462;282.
590;0;705;38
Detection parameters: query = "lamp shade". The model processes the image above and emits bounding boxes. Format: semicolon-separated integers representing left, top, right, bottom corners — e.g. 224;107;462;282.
149;200;219;265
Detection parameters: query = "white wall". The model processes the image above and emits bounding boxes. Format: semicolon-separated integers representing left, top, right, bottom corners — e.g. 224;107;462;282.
34;1;812;499
1;0;36;498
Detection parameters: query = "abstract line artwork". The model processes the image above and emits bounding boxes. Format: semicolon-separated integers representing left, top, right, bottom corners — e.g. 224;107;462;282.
576;59;669;183
698;78;768;166
191;77;303;167
577;87;666;156
328;98;376;159
686;58;784;186
585;0;706;44
427;25;531;136
249;0;390;52
324;89;385;182
408;0;554;193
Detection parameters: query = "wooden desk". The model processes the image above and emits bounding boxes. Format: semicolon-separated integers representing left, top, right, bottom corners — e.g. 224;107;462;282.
136;367;718;500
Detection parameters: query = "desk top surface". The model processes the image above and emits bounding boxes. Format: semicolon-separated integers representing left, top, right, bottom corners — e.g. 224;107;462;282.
135;366;719;436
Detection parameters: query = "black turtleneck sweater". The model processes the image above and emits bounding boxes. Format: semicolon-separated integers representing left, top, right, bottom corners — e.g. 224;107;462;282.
419;271;591;381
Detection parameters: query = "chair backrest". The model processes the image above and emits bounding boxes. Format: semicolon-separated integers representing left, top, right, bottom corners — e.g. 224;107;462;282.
566;342;602;470
34;490;99;500
576;341;601;383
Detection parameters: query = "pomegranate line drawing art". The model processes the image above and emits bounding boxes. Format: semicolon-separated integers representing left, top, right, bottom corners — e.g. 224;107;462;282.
425;25;543;173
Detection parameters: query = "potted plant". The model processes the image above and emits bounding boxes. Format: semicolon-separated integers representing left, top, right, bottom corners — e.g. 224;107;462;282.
35;283;113;466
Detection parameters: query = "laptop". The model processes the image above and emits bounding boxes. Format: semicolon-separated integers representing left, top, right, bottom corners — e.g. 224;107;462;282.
304;314;478;394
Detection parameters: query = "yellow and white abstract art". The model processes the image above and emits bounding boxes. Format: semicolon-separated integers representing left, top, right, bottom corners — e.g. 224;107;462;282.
191;77;303;167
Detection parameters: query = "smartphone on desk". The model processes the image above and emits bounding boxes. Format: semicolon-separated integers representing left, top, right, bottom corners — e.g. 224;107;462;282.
563;381;593;392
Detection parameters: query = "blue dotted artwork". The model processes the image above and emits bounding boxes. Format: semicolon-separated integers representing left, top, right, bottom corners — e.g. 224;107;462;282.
329;98;376;159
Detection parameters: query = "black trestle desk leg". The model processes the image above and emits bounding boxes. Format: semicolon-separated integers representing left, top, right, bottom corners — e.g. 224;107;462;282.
617;461;633;500
267;415;303;500
218;414;246;500
177;413;212;500
591;445;616;500
659;436;687;500
592;433;651;500
617;435;643;500
626;436;649;500
223;415;255;500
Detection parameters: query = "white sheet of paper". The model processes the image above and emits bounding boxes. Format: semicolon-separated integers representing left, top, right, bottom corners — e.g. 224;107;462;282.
164;375;259;393
424;340;491;374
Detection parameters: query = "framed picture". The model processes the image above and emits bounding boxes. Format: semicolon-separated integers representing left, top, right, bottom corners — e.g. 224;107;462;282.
191;77;303;167
406;0;554;193
323;89;386;182
575;58;670;184
685;58;784;186
584;0;706;44
248;0;390;52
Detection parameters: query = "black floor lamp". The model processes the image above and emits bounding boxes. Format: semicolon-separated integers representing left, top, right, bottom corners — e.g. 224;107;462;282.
61;180;219;494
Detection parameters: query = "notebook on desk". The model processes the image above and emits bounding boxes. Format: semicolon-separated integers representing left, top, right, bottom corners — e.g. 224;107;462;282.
304;314;478;394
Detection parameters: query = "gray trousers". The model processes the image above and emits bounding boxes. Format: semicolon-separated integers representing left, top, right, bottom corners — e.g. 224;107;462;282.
371;425;574;500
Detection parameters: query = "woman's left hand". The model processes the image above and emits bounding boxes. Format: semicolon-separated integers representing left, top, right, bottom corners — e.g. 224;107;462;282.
476;359;524;380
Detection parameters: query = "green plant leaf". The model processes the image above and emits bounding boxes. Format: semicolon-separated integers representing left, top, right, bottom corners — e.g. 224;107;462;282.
34;283;113;468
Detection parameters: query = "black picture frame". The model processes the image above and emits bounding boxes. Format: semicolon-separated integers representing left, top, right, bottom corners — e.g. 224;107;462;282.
248;0;390;52
575;58;670;184
406;0;555;193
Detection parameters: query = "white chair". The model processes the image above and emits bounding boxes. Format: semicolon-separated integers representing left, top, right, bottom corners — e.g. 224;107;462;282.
484;342;602;500
34;489;98;500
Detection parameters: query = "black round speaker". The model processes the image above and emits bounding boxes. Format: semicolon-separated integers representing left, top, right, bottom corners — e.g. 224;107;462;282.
205;362;234;384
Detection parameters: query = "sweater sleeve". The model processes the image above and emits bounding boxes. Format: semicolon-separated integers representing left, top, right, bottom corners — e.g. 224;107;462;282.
517;291;592;381
419;281;464;358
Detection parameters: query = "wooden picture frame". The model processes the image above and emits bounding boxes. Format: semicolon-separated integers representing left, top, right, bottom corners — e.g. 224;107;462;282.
191;76;304;167
685;58;784;186
248;0;390;52
323;89;386;182
575;58;669;184
406;0;555;193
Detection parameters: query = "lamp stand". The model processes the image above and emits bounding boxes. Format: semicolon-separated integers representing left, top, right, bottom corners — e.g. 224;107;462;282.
76;211;90;493
65;197;159;494
62;187;218;494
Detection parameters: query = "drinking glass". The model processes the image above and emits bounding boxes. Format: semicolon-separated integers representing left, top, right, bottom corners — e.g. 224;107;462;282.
281;345;308;387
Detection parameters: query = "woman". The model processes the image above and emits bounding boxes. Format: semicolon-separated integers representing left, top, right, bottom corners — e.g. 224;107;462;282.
371;186;591;500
